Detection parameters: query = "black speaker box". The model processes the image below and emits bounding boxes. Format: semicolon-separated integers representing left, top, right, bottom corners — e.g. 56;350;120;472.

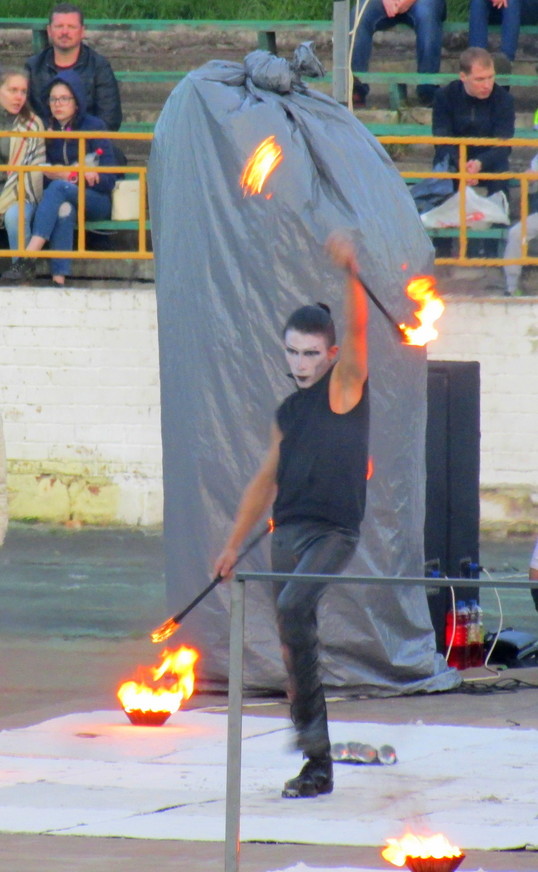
425;361;481;651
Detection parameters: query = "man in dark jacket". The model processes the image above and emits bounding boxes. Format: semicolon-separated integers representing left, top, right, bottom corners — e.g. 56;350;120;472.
25;2;122;131
432;47;515;196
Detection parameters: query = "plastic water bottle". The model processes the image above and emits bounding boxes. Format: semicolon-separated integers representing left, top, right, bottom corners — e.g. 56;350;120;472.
85;147;103;167
68;147;103;181
468;599;485;666
445;600;469;669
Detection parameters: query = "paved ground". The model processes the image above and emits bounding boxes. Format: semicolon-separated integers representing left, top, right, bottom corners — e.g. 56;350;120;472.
1;524;537;871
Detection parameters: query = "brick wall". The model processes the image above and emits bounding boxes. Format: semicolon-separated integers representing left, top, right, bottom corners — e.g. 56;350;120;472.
1;289;537;531
428;296;538;533
0;288;162;526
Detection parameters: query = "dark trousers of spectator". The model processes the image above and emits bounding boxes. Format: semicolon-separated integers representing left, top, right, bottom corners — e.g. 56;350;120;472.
351;0;447;104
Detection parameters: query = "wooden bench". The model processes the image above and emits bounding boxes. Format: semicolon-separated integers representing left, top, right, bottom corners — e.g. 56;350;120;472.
366;122;538;138
357;72;538;110
0;17;333;53
2;14;538;53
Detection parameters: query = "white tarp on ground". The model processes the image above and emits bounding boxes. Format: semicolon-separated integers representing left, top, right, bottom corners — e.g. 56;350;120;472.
0;710;537;851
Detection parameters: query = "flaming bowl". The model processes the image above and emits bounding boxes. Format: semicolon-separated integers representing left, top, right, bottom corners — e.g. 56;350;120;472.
404;855;465;872
123;708;172;727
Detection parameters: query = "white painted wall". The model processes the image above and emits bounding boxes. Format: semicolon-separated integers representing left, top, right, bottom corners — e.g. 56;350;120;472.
0;289;537;529
0;288;162;526
427;297;538;487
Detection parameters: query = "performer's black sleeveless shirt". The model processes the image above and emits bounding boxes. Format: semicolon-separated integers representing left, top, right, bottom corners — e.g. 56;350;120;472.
273;367;370;532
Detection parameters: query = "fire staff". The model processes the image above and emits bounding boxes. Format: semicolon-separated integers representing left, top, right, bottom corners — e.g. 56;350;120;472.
214;231;370;798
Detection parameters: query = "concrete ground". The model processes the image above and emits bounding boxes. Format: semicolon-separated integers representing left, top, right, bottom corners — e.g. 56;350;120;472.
1;523;537;872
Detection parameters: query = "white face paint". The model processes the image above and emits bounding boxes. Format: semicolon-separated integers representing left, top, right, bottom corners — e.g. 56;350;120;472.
284;329;338;389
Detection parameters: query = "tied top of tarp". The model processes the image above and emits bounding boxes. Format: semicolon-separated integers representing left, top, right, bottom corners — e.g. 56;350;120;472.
188;42;326;95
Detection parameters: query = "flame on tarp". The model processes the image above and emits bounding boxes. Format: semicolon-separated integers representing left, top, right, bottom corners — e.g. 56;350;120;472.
382;832;464;872
240;135;283;197
117;646;198;716
399;275;445;346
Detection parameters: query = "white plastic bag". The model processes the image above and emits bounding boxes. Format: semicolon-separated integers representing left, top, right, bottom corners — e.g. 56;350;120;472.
111;179;141;221
421;187;510;230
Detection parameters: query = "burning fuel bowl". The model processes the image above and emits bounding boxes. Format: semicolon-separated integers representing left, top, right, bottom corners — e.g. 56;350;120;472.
123;709;172;727
403;856;465;872
117;646;199;727
382;833;464;872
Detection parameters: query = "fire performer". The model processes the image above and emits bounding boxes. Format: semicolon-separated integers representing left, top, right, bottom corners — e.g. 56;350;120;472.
214;231;369;798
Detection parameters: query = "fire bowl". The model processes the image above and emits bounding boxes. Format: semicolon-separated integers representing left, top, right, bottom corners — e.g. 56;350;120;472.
123;708;172;726
404;855;465;872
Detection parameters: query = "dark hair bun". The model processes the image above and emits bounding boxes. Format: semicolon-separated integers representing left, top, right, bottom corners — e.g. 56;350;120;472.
315;302;331;316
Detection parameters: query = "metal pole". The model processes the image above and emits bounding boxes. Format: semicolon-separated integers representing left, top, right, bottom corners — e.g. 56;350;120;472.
236;571;538;592
225;578;246;872
333;0;350;103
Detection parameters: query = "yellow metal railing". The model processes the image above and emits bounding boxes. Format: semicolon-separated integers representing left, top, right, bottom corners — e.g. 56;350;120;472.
381;134;538;267
2;130;538;267
0;129;152;260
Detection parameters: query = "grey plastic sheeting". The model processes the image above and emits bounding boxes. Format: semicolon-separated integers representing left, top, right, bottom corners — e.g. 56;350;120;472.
148;50;460;696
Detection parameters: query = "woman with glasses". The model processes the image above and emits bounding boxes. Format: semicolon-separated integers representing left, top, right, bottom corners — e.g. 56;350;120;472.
0;67;45;261
1;69;116;286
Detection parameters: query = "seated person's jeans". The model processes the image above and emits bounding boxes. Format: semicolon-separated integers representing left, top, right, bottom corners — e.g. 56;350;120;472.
350;0;446;102
32;179;112;277
4;202;35;261
469;0;522;61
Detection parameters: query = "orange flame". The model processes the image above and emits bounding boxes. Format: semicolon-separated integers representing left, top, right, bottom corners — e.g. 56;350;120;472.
382;832;462;868
240;135;283;197
117;646;198;715
399;275;445;346
366;456;374;480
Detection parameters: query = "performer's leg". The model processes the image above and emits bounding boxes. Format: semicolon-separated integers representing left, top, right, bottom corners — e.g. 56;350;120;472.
272;521;359;797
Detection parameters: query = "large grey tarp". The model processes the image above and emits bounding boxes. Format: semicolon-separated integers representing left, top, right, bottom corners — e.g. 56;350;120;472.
148;48;460;696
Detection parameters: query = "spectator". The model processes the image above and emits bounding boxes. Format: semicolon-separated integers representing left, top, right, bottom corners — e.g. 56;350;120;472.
530;537;538;612
350;0;446;108
25;3;122;131
432;47;515;197
0;68;45;261
432;47;514;257
469;0;538;61
502;154;538;295
469;0;521;62
0;71;116;287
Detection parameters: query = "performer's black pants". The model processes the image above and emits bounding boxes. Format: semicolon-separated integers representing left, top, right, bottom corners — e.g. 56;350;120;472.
271;520;359;757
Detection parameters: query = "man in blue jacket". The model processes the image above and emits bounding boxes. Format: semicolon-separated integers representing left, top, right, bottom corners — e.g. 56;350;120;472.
25;2;122;131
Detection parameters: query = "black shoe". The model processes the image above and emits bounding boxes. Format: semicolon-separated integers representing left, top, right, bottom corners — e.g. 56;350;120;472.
1;257;36;284
352;76;368;108
282;753;333;798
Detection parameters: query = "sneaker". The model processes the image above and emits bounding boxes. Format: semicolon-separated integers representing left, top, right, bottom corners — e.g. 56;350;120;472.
282;753;333;798
0;257;36;284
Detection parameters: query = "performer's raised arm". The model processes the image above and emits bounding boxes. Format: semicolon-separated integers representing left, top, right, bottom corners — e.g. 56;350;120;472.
324;231;368;414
